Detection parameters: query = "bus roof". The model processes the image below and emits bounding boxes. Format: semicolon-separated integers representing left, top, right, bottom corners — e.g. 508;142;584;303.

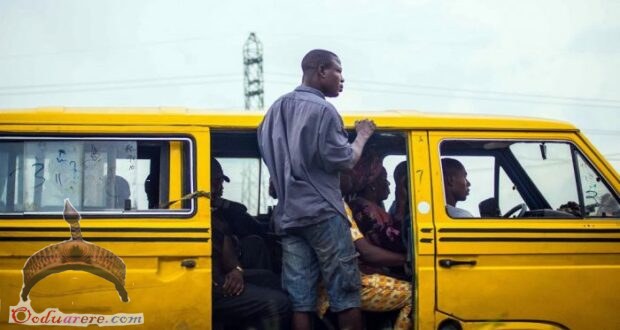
0;107;578;132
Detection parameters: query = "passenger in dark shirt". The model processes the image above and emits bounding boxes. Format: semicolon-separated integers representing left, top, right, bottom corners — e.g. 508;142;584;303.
211;213;290;330
211;157;271;270
258;49;376;330
144;173;159;209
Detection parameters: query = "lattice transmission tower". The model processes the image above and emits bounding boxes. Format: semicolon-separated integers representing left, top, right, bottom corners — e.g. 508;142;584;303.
243;32;264;111
241;33;268;213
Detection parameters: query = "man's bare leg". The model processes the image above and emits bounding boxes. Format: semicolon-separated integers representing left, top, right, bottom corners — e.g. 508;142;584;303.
292;311;312;330
338;307;362;330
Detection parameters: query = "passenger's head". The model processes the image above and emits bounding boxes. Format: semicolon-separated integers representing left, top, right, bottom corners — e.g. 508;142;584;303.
393;161;408;186
144;173;159;209
108;175;130;209
363;166;390;203
392;161;409;204
350;150;390;202
598;193;620;217
441;158;470;206
348;149;381;189
211;158;230;200
301;49;343;97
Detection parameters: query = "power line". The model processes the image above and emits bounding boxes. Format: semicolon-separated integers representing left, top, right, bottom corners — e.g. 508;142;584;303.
267;79;620;110
582;129;620;136
3;70;619;117
269;72;620;105
0;78;241;96
4;70;617;110
0;35;238;60
349;87;620;109
0;73;239;91
353;80;620;105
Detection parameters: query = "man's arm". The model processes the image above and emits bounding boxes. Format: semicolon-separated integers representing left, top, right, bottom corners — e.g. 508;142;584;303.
349;119;376;167
318;108;375;172
221;235;244;296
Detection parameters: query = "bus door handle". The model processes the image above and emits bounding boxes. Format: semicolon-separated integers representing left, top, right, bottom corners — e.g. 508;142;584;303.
181;259;197;269
439;259;477;268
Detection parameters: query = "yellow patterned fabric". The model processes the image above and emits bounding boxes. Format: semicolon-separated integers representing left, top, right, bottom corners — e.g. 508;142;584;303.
359;273;412;330
318;273;413;329
345;203;364;241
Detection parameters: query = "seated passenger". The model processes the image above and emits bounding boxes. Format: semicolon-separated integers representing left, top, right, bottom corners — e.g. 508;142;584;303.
347;151;406;254
211;157;271;270
144;173;159;209
441;158;474;218
558;201;581;217
389;160;413;275
317;177;413;329
106;175;131;209
389;160;410;221
212;212;290;329
597;193;620;217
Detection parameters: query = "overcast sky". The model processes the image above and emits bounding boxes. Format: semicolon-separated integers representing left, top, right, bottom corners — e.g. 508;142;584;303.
1;0;618;170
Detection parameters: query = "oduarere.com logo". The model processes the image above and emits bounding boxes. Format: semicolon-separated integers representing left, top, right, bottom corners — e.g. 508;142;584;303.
9;200;142;327
10;301;144;327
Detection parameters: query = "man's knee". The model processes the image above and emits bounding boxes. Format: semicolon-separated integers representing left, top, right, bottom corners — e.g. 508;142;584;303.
240;235;272;270
274;294;291;315
269;291;291;315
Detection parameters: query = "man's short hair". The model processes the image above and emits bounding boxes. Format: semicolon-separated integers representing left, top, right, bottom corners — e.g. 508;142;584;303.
301;49;338;74
441;158;464;179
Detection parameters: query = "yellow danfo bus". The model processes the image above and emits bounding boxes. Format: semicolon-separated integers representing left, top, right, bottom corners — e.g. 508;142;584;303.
0;108;618;329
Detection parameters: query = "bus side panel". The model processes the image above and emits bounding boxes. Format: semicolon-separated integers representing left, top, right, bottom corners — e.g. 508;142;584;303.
409;131;436;330
429;131;620;330
0;128;213;329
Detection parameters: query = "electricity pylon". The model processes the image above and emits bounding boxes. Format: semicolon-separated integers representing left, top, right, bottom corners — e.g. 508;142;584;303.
241;33;267;213
243;32;264;111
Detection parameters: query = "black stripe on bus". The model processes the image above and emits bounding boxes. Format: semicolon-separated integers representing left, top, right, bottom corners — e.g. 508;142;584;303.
420;238;433;243
0;237;209;242
0;227;209;233
439;237;620;243
438;228;620;234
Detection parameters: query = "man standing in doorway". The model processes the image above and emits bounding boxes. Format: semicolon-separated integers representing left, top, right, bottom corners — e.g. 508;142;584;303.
258;49;376;330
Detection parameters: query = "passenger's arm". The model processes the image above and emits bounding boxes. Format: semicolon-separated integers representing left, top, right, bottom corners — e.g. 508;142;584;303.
355;237;406;267
221;235;244;296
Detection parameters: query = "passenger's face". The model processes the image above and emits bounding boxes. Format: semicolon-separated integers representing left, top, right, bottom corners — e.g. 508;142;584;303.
211;176;224;200
321;57;344;97
374;168;391;201
395;172;408;192
451;169;471;202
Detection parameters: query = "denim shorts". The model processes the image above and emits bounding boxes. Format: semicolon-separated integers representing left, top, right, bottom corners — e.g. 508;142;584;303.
281;215;361;312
